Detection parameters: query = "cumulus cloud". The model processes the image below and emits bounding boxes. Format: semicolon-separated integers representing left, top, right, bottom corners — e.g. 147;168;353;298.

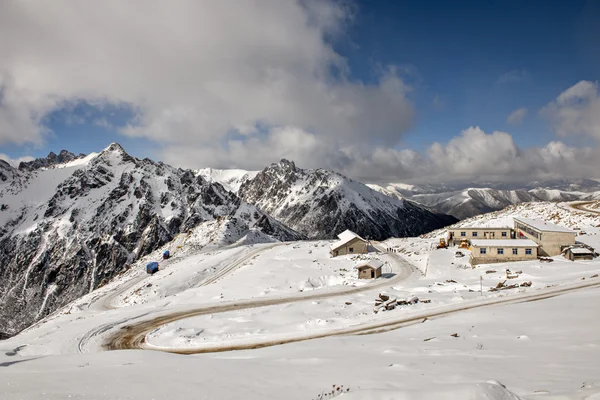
336;127;600;185
507;107;527;125
0;153;34;167
0;0;413;155
163;125;600;186
542;80;600;140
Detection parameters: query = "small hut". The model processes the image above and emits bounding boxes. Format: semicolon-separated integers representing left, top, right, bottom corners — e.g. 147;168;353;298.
356;260;384;279
565;246;594;261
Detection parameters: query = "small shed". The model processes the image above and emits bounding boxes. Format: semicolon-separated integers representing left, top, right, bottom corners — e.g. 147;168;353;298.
356;260;384;279
565;247;594;261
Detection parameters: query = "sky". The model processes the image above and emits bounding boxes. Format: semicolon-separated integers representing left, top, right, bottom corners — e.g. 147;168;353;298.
0;0;599;186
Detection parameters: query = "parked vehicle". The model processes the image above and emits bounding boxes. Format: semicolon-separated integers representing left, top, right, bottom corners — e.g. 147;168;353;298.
146;261;159;274
163;250;170;260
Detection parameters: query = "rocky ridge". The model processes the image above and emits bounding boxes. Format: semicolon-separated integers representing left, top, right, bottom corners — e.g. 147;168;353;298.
0;144;302;337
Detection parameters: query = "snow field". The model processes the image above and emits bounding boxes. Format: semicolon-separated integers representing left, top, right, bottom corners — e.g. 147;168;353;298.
2;286;599;399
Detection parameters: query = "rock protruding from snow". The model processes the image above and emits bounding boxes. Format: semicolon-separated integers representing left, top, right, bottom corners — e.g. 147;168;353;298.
0;144;302;338
0;160;19;182
238;160;457;240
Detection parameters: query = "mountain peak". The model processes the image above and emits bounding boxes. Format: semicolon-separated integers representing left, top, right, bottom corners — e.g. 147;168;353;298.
274;158;296;172
104;142;126;153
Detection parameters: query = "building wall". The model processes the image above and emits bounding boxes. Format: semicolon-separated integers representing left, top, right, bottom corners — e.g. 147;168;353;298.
470;245;538;265
332;237;368;257
566;250;594;261
449;228;512;246
358;267;382;279
514;224;576;256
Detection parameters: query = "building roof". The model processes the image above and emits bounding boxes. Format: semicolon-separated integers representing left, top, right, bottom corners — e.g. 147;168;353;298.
355;260;384;270
513;217;575;234
470;239;538;247
569;247;594;255
451;226;512;230
330;229;366;251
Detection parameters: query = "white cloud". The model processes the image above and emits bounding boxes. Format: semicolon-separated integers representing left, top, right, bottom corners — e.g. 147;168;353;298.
542;80;600;139
163;125;600;186
0;0;413;153
507;107;527;125
0;153;34;167
496;69;531;85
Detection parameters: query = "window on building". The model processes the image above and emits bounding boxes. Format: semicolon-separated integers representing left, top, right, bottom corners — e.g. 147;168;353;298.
480;248;486;255
512;248;518;255
502;232;507;237
497;248;504;255
525;248;532;255
461;232;466;237
472;232;478;237
349;247;354;253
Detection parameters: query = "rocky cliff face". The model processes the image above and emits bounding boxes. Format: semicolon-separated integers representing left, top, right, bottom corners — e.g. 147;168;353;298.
0;144;302;338
238;160;457;240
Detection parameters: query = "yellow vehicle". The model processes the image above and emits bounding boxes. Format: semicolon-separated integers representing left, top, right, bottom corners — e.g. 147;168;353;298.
437;238;447;249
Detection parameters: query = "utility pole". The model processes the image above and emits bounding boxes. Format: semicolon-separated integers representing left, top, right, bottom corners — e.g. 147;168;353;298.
480;275;483;296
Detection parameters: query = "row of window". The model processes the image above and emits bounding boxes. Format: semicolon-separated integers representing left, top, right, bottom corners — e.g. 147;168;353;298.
515;223;541;240
460;231;508;237
479;248;533;255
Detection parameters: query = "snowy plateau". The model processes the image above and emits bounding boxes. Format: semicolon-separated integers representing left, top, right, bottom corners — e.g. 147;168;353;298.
0;145;599;399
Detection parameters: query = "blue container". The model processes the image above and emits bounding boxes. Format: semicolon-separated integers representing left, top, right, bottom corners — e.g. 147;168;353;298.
163;250;170;260
146;261;159;274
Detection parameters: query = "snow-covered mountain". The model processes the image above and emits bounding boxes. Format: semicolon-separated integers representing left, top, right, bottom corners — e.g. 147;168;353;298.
367;179;600;220
0;144;302;338
409;187;598;220
237;159;457;240
196;167;259;193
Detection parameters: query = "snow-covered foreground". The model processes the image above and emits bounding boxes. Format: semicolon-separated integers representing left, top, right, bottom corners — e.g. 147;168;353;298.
1;286;599;399
1;201;600;398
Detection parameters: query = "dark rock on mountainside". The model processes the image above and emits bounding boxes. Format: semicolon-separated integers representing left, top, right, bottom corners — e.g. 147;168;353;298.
18;150;87;172
238;159;457;240
0;144;302;337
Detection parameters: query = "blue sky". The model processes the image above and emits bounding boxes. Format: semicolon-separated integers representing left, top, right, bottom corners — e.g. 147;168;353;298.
0;0;599;184
339;0;599;150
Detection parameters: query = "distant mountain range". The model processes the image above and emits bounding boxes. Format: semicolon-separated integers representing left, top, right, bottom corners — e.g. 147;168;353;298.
367;181;600;219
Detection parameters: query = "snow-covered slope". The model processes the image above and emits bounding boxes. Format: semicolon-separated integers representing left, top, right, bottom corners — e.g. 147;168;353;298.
0;144;302;338
238;159;457;240
410;187;596;220
196;167;259;193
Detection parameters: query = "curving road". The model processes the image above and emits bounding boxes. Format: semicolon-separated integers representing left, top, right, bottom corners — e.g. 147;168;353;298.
83;240;600;356
87;243;416;353
108;278;600;355
559;201;600;215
